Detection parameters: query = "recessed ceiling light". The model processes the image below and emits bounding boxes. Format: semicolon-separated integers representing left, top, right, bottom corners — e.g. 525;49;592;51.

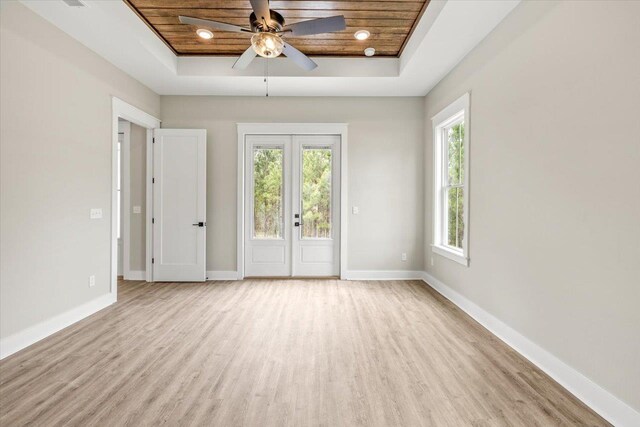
354;30;370;41
364;47;376;57
196;29;214;40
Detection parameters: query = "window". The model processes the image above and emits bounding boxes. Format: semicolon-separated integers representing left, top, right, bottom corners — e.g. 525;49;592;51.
301;146;332;239
432;93;470;266
253;146;284;239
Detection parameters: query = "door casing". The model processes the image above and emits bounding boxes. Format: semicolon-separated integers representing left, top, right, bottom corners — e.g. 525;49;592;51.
237;123;348;280
111;97;161;298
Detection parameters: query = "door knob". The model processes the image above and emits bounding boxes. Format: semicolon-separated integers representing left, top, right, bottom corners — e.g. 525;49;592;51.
192;222;205;227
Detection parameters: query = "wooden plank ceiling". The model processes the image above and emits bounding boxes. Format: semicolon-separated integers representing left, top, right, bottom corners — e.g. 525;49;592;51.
124;0;430;57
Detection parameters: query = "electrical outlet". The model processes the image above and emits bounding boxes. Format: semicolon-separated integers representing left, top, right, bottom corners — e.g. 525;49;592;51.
88;275;96;287
352;206;359;215
401;253;407;262
133;206;141;214
90;208;102;219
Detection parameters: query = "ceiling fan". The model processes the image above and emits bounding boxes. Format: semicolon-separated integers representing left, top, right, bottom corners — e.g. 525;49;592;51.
178;0;346;71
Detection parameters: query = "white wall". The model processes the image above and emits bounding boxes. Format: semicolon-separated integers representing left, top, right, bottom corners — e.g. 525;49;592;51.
160;96;425;273
129;123;147;272
424;0;640;412
0;2;160;339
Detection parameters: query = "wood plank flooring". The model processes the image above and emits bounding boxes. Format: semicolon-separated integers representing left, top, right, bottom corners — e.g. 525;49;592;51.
0;279;608;426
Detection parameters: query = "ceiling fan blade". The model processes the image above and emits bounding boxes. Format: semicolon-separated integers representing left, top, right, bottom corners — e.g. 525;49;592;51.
233;46;258;70
282;43;317;71
283;15;346;37
179;16;252;33
250;0;272;26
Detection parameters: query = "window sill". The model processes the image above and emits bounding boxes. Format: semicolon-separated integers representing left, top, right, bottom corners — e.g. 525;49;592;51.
432;244;469;267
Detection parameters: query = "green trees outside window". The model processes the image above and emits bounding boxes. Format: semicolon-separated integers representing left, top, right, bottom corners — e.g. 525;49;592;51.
446;122;465;249
302;148;332;239
253;148;283;239
252;146;333;240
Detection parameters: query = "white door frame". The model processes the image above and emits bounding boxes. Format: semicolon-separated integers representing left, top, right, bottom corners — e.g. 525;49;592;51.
111;97;161;297
237;123;348;280
118;120;130;278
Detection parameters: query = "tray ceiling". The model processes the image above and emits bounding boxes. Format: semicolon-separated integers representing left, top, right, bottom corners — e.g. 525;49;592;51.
124;0;430;57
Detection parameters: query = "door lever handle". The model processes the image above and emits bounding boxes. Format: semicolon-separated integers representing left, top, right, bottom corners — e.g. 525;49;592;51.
192;222;206;227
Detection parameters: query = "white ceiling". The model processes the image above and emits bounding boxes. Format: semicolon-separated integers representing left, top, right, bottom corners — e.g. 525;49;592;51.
21;0;520;97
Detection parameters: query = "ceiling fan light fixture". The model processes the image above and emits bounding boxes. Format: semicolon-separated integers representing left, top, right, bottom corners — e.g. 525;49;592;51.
196;29;214;40
251;32;284;58
364;47;376;57
354;30;370;41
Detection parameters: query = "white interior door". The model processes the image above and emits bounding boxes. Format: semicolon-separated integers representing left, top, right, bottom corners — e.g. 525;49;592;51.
292;135;341;276
244;135;292;277
153;129;207;282
244;134;340;277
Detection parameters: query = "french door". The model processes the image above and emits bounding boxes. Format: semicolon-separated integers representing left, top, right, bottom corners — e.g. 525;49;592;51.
244;134;341;277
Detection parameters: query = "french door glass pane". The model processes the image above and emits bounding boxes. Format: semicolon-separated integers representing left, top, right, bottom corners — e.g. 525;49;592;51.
302;147;332;239
447;121;464;185
446;187;464;249
253;147;284;239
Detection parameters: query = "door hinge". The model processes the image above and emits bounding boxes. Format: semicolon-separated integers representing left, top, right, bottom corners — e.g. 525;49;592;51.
152;177;155;184
152;137;155;143
152;217;155;224
152;257;155;264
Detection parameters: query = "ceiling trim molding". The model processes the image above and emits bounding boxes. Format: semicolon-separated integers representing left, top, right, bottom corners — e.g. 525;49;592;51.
122;0;178;56
20;0;521;96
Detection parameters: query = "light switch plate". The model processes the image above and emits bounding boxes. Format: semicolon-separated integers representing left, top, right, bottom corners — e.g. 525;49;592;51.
88;275;95;287
133;206;141;214
90;208;102;219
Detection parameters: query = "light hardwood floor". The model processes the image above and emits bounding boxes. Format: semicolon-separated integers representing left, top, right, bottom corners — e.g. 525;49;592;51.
0;279;608;426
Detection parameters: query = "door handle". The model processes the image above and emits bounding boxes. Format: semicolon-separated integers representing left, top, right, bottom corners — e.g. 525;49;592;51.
192;222;206;227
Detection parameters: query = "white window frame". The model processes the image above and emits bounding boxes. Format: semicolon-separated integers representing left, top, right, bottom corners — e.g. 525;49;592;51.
432;93;470;266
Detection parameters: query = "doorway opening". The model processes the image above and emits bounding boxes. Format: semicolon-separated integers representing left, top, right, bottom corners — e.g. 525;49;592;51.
237;124;348;280
111;98;160;298
116;119;149;281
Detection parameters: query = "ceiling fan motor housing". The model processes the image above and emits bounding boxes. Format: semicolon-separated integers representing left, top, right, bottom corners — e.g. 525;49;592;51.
250;10;285;32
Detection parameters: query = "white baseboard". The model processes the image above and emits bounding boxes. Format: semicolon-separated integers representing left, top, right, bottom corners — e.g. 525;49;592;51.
345;270;425;281
124;270;145;280
210;270;424;281
206;270;240;280
420;271;640;427
0;292;116;360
